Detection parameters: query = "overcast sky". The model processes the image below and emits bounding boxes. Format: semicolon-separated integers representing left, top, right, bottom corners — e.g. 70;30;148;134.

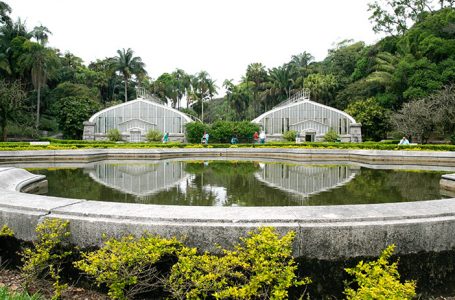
8;0;382;91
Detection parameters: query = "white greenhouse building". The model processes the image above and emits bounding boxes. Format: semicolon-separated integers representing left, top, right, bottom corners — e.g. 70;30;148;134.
252;90;362;142
83;89;194;142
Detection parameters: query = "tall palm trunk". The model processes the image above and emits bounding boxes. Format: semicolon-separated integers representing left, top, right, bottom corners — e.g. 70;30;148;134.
124;76;128;102
36;83;41;129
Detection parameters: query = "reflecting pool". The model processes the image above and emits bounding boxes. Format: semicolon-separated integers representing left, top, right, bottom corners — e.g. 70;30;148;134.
27;159;452;206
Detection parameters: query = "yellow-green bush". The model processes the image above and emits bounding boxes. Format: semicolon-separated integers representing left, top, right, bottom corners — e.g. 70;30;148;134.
166;227;310;300
0;224;14;237
21;219;72;300
344;244;416;300
74;234;183;300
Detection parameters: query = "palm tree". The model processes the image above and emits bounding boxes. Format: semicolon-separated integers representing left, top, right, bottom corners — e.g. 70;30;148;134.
0;1;11;26
19;41;59;128
266;65;294;108
113;48;146;102
171;69;190;109
195;71;217;122
245;63;267;115
31;25;51;45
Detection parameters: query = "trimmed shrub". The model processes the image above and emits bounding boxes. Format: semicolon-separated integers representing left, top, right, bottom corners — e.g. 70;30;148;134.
283;130;298;142
186;121;259;144
166;227;310;300
323;128;339;142
344;245;416;299
75;235;183;300
107;128;122;142
185;122;209;143
146;129;163;142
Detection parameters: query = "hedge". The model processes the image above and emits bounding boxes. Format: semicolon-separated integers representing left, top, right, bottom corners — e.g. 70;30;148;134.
0;142;454;151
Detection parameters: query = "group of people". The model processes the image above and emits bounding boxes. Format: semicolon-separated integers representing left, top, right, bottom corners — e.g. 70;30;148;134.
199;130;267;145
253;131;266;144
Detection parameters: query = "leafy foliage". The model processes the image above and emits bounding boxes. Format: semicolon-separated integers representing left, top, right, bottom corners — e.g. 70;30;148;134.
0;224;14;236
146;129;163;142
21;219;72;300
346;98;392;141
75;235;183;300
0;287;42;300
283;130;298;141
107;128;122;142
166;227;310;300
0;79;26;141
185;122;209;143
53;96;100;139
323;128;340;142
344;244;416;300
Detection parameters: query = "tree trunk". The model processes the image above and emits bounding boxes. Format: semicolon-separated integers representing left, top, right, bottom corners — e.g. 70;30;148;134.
124;76;128;102
201;99;204;123
36;84;41;129
1;118;7;142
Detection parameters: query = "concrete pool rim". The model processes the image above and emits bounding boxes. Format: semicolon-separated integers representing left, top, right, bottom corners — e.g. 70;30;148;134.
1;147;455;260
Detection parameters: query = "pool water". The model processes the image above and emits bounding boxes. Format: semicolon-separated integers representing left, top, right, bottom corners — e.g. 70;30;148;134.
28;159;452;206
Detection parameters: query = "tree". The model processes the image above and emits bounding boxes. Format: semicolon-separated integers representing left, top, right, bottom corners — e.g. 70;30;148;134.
19;41;59;129
430;84;455;136
0;80;26;141
171;69;190;109
0;1;11;26
30;25;51;45
265;65;294;109
368;0;454;36
54;96;100;139
113;48;146;102
288;51;315;90
191;71;217;122
245;63;267;114
392;98;434;143
346;98;392;141
223;79;251;121
304;73;339;105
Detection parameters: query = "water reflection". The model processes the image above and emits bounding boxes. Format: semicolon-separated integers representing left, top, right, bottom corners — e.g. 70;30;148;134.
85;160;358;204
87;160;190;197
255;164;358;198
26;160;451;206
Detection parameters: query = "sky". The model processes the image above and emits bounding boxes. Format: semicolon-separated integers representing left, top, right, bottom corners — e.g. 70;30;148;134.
8;0;383;93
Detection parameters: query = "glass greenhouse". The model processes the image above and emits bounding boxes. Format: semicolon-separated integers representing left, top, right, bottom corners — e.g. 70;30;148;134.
252;90;362;142
83;91;193;142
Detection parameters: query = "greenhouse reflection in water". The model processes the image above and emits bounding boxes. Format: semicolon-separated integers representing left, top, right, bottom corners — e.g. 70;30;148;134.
27;159;451;206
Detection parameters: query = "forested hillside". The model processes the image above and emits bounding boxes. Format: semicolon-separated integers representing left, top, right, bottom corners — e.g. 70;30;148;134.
0;0;454;142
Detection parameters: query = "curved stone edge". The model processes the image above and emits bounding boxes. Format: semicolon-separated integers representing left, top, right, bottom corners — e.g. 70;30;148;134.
0;167;46;192
1;148;455;165
1;149;455;260
441;174;455;192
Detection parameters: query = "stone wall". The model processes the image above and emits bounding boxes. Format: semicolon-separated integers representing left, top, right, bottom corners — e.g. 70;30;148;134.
0;149;455;260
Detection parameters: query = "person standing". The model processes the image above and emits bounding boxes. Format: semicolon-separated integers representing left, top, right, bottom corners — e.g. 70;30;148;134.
253;131;259;143
162;131;169;143
398;136;409;145
259;131;266;144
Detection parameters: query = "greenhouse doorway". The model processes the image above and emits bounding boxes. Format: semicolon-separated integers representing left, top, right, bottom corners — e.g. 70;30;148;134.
304;131;315;142
129;130;142;142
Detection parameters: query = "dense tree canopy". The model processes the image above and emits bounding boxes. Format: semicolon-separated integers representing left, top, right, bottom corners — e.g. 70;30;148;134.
0;1;454;143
